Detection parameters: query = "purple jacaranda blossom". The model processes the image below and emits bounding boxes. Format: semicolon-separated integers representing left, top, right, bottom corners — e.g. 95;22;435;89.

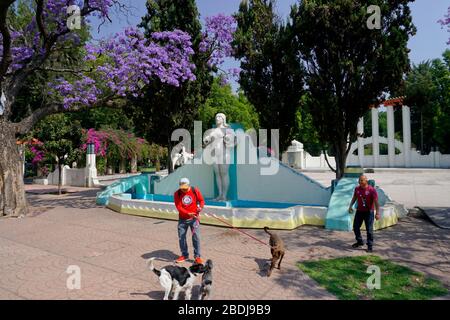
439;6;450;45
200;14;237;67
199;14;237;83
2;1;236;110
49;27;196;109
0;0;112;74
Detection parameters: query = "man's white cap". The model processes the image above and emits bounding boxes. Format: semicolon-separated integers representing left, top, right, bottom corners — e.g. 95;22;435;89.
179;177;190;185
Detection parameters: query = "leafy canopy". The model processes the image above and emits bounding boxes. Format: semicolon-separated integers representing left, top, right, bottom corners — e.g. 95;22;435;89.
291;0;415;177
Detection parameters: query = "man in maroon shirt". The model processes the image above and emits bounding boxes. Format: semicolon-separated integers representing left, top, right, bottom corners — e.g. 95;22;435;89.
348;175;380;253
174;177;205;264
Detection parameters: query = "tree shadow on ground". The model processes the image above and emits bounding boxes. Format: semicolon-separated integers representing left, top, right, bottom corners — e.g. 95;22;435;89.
262;218;450;297
26;189;102;210
273;260;336;299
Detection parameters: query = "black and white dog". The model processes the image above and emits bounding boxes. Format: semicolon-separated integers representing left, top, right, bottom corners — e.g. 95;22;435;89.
147;257;205;300
199;259;213;300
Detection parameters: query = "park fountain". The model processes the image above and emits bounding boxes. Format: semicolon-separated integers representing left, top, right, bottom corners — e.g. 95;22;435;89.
96;113;407;231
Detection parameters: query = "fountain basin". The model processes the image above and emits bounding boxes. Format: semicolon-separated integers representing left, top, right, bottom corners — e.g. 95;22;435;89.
106;192;404;230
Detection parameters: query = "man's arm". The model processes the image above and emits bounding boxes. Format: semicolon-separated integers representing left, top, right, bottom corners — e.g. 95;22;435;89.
196;189;205;213
348;194;357;213
374;198;380;220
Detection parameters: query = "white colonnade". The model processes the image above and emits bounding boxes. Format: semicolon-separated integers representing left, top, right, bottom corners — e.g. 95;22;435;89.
357;98;412;168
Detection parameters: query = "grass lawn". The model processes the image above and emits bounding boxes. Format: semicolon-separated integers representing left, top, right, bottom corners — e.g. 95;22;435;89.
298;255;448;300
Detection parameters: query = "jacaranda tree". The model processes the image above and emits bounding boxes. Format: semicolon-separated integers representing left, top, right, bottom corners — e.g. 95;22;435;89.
129;4;237;172
0;0;234;217
129;0;212;158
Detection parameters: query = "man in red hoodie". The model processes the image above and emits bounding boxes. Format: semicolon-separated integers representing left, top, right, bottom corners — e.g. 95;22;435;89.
174;177;205;264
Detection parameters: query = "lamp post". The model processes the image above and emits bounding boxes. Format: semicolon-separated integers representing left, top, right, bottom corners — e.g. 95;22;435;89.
87;143;95;156
85;143;97;187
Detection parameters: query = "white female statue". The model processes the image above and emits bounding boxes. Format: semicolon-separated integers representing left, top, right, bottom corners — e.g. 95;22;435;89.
203;113;235;201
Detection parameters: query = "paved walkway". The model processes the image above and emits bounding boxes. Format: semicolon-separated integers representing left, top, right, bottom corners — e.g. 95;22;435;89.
0;186;448;300
303;169;450;209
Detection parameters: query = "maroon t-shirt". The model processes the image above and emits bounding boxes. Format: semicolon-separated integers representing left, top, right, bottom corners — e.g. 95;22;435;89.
354;185;378;212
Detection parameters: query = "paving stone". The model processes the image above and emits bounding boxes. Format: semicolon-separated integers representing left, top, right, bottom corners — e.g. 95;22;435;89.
0;186;448;299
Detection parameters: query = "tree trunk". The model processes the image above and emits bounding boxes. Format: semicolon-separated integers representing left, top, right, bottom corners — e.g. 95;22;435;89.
58;160;62;195
156;158;161;172
130;154;137;173
0;120;28;217
105;157;113;175
334;141;348;180
119;157;126;174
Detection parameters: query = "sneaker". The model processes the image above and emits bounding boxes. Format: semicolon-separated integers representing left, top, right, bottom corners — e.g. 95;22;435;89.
194;257;204;265
367;247;373;253
175;256;187;263
352;242;364;248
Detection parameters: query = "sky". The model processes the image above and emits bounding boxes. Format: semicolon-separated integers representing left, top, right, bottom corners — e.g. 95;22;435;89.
91;0;450;90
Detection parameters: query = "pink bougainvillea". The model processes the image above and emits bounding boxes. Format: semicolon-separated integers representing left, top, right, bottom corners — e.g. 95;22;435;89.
81;128;150;159
22;139;45;165
81;128;109;156
30;147;45;165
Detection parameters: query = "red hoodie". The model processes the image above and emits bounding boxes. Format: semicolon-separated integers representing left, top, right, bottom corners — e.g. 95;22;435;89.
174;187;205;220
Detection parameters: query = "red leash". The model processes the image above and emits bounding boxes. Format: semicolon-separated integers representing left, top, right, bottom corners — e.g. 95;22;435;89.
202;212;270;248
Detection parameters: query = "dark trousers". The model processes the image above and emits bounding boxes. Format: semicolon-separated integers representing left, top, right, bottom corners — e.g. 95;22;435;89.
353;210;374;247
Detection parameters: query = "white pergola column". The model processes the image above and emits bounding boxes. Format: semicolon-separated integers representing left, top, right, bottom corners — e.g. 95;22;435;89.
402;105;412;167
371;107;380;167
357;117;365;167
387;105;395;167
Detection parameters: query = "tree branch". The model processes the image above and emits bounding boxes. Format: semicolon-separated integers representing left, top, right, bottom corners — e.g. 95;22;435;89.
14;103;68;134
323;148;336;173
6;1;98;100
36;66;93;75
35;0;49;48
14;95;124;134
0;0;16;83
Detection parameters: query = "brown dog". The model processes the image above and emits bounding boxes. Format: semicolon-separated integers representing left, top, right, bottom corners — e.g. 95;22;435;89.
264;226;285;277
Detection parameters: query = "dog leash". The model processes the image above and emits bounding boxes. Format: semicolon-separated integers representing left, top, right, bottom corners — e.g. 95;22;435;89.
190;214;200;236
202;212;271;248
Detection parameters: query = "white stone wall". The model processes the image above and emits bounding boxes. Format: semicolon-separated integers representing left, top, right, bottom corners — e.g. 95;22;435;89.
47;165;87;187
283;146;450;169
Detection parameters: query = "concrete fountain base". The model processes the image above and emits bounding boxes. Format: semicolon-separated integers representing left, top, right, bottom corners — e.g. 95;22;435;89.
106;193;404;230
